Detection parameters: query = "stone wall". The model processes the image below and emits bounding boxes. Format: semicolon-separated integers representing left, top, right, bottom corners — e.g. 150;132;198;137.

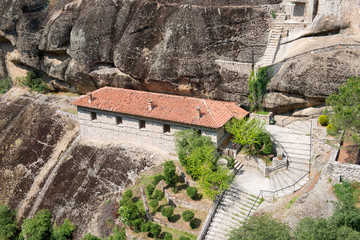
77;107;222;153
327;148;360;183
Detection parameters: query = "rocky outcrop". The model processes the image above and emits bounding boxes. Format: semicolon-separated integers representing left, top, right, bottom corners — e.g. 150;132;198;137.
0;0;281;102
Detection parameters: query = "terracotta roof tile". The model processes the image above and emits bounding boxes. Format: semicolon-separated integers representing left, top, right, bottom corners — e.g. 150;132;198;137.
72;87;248;129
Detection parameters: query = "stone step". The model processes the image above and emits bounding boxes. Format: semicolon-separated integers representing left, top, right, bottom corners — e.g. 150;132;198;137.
290;157;310;164
287;153;309;160
276;171;295;187
212;218;241;231
214;212;243;226
215;210;245;223
280;142;310;151
222;199;252;213
207;225;229;237
285;148;311;156
206;231;227;240
218;202;250;216
223;192;256;207
287;165;309;174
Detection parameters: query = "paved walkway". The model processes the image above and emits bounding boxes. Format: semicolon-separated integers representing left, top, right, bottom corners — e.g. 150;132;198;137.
232;166;271;196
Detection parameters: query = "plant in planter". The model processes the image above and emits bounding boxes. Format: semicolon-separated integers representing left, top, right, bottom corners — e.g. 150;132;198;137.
277;153;283;160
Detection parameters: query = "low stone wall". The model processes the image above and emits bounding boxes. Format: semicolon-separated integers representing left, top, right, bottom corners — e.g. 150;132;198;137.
240;154;267;176
328;148;360;183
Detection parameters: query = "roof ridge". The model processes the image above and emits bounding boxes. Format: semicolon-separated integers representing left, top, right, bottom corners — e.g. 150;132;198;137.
202;100;219;127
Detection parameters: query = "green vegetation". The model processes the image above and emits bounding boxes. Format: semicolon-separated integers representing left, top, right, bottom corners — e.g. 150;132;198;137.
174;130;234;199
161;206;174;219
19;71;49;93
248;67;272;112
285;196;299;209
152;189;164;201
81;234;102;240
270;10;277;19
164;232;173;240
186;187;198;199
145;184;155;198
179;237;191;240
152;174;164;186
150;223;162;238
326;76;360;144
182;210;195;222
0;205;18;240
319;115;329;126
230;181;360;239
0;78;12;94
163;161;178;191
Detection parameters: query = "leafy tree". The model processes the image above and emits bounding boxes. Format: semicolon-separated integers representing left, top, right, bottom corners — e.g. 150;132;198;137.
185;144;217;180
22;209;53;240
150;223;161;238
52;219;75;240
186;187;198;199
225;118;265;151
163;161;178;190
0;205;18;240
152;175;163;186
123;190;133;199
140;221;152;233
248;67;272;112
161;207;174;219
229;214;291;240
152;190;164;201
145;184;155;199
118;199;145;228
199;163;234;200
294;217;336;240
182;211;194;222
326;76;360;144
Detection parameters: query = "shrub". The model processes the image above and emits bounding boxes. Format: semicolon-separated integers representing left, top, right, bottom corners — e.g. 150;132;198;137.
140;221;152;233
107;227;126;240
186;187;198;199
149;200;158;209
319;115;329;126
163;161;178;189
226;156;235;169
327;124;337;136
152;175;163;186
0;204;18;240
179;237;190;240
152;190;164;201
263;142;273;155
131;218;143;233
123;189;133;199
119;196;131;207
190;219;198;229
164;232;173;240
145;184;155;198
150;223;161;238
53;219;76;239
0;78;12;93
161;206;174;219
19;71;49;93
182;210;194;222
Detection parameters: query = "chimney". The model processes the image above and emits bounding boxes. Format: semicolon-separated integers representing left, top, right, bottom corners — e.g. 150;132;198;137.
195;106;201;118
87;93;94;103
148;98;153;111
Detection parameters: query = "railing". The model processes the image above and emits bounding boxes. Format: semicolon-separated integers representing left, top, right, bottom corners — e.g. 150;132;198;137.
196;190;226;240
268;131;291;168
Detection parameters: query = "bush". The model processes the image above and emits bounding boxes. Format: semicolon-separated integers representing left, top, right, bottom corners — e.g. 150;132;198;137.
0;204;18;240
107;227;126;240
150;223;161;238
319;115;329;126
327;124;337;136
145;184;155;198
190;219;198;229
0;78;12;93
53;219;76;239
19;71;49;93
163;161;178;189
186;187;198;199
161;206;174;219
263;142;273;155
119;196;131;207
149;200;159;209
123;189;133;199
131;218;143;233
152;175;163;186
182;210;194;222
226;156;235;169
140;221;152;233
164;232;173;240
152;190;164;201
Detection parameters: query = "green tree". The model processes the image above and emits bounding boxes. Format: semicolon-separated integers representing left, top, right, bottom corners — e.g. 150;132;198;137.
294;217;336;240
185;144;216;180
248;67;272;112
81;234;102;240
22;209;53;240
326;77;360;144
163;161;178;190
118;200;145;228
0;205;18;240
199;163;233;200
52;219;75;240
225;118;265;151
0;78;12;94
229;214;291;240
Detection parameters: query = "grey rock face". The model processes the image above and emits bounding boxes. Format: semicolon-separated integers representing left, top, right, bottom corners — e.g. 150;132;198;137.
0;0;279;102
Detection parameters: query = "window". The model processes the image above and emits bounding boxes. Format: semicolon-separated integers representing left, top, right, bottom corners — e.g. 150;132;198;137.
139;120;146;129
90;112;97;121
163;124;170;133
116;116;122;125
293;2;305;17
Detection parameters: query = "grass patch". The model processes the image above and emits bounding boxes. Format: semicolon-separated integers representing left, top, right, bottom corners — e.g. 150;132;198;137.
161;226;197;240
255;111;269;115
60;108;78;114
285;196;299;209
0;78;12;93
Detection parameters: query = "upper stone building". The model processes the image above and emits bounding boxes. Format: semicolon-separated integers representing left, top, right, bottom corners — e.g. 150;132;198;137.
72;87;248;153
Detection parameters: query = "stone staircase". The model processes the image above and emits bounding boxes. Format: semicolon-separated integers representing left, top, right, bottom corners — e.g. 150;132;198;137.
203;159;262;240
266;120;311;198
260;12;286;66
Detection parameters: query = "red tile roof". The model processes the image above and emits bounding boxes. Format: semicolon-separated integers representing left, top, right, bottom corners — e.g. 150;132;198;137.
72;87;248;129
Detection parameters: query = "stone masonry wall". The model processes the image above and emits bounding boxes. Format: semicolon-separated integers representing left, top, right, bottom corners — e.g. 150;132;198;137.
327;149;360;183
77;107;222;153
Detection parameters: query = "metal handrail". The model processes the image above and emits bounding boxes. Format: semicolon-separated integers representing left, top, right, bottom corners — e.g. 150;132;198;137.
246;191;262;219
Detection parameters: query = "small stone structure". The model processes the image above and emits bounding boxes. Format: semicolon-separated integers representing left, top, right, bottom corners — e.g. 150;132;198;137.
72;87;248;153
328;148;360;183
